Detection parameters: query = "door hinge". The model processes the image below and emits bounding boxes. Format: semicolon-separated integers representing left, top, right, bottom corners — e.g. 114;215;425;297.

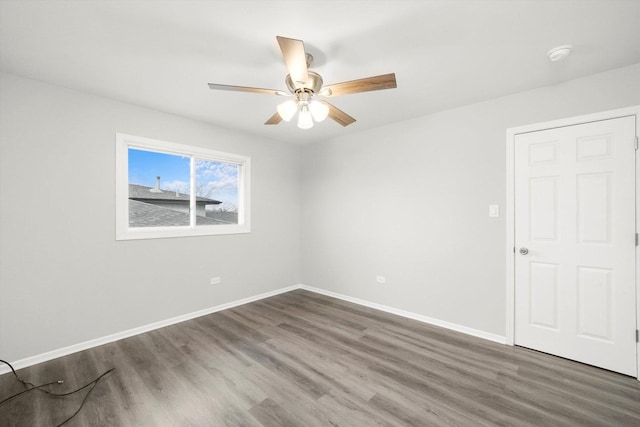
635;136;639;150
636;233;639;246
637;329;639;343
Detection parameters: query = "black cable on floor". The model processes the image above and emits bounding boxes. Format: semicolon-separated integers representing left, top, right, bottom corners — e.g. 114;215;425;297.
0;358;45;389
0;358;115;426
0;380;62;406
54;368;115;427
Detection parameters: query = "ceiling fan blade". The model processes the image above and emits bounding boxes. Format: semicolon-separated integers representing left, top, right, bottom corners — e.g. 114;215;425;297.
208;83;287;96
323;73;397;97
264;112;283;125
321;101;356;127
276;36;309;86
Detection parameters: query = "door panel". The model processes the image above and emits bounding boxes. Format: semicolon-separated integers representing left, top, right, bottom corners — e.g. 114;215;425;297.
529;261;559;329
576;266;612;341
529;176;558;241
577;172;611;243
514;116;636;376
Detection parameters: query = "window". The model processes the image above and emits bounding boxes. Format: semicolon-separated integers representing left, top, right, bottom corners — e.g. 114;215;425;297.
116;133;250;240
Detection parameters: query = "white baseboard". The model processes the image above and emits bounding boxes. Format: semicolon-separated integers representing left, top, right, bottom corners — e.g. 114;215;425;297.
0;284;299;375
1;283;506;375
298;285;508;345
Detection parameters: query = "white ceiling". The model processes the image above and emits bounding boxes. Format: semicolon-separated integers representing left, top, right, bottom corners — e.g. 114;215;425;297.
1;0;639;144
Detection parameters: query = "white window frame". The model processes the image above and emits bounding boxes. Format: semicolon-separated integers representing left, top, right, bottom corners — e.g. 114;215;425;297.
116;133;251;240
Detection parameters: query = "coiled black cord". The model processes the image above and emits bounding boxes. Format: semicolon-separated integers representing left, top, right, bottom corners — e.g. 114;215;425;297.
0;358;114;426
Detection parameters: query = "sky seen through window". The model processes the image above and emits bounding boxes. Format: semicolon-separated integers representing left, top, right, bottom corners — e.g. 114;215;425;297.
128;148;239;211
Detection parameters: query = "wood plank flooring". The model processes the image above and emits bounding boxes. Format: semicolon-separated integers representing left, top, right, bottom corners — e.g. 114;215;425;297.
1;289;639;426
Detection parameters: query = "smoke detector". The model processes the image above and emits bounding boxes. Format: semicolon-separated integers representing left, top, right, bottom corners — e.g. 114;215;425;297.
547;45;572;62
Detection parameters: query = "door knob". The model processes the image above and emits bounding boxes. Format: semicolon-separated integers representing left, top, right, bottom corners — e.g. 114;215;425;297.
519;247;529;255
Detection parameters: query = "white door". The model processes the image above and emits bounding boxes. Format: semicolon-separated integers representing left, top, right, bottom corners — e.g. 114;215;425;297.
514;116;637;376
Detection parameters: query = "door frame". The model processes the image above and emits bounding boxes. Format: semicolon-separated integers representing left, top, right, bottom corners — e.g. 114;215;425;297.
505;105;640;380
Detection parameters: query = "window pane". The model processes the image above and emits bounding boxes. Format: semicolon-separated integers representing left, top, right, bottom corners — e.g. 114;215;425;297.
128;148;191;228
195;159;239;226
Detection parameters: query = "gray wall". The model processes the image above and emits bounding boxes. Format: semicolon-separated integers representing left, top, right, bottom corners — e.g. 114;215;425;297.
3;63;640;363
300;63;640;337
0;73;302;361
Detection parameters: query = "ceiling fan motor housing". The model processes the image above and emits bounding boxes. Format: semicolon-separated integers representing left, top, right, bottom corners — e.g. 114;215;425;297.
286;71;324;94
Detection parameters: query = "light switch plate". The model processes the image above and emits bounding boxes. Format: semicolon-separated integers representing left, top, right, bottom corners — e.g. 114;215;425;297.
489;204;500;218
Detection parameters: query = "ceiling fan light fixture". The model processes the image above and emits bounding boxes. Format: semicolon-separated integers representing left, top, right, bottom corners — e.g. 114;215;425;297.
297;105;314;129
208;36;397;130
309;100;329;122
277;100;298;121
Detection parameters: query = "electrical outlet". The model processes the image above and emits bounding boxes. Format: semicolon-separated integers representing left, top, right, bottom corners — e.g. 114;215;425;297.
210;277;221;285
376;276;386;284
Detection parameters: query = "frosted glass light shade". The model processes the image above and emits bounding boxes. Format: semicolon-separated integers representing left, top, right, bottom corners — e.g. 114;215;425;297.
309;100;329;122
277;100;298;121
297;106;314;129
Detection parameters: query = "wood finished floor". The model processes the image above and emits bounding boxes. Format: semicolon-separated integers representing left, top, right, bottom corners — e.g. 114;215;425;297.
1;289;640;426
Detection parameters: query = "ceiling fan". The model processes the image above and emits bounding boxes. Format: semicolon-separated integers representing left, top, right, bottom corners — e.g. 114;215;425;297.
208;36;397;129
